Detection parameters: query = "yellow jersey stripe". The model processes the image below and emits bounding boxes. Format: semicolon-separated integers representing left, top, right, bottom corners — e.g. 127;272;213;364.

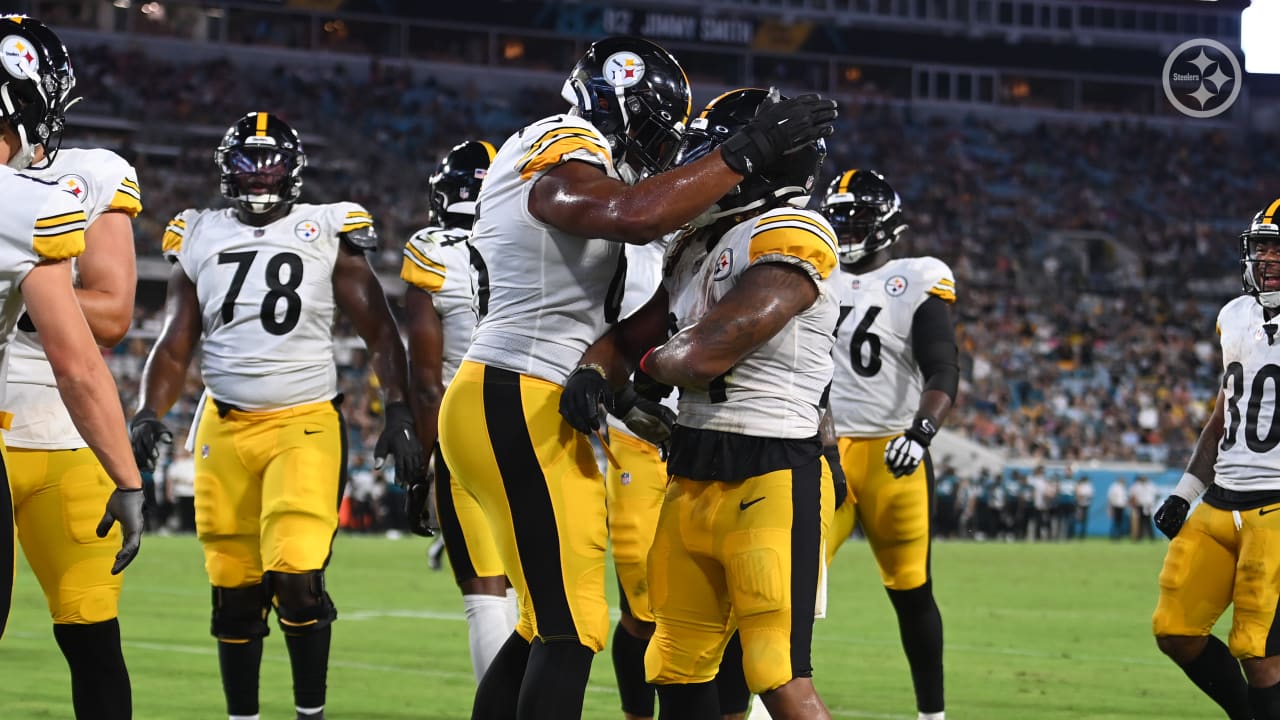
752;213;839;249
837;169;859;193
516;128;609;173
519;137;611;180
749;226;838;280
119;177;140;191
936;278;955;288
113;183;142;201
400;256;446;293
344;211;373;220
405;243;446;273
34;210;87;228
927;287;957;303
169;218;187;229
255;112;269;136
1264;197;1280;225
109;191;144;217
32;228;86;260
162;230;183;255
33;218;88;235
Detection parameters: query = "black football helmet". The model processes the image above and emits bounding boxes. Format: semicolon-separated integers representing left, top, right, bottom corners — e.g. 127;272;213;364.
674;88;825;222
1241;199;1280;308
214;112;306;215
561;36;692;182
820;169;907;265
429;139;496;230
0;15;75;170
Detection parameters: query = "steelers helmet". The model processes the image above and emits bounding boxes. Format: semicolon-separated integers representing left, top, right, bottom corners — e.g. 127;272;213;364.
820;169;907;265
561;36;692;182
674;88;825;222
215;112;307;215
0;15;75;170
429;139;496;230
1241;200;1280;308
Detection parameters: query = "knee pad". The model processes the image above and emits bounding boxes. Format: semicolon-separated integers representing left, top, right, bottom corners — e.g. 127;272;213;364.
267;570;337;636
210;585;270;641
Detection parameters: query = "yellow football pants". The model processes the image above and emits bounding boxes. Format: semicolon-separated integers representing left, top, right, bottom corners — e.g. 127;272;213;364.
605;429;668;623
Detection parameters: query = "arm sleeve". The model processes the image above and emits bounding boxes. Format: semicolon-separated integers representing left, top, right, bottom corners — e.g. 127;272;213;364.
911;294;958;400
337;203;378;251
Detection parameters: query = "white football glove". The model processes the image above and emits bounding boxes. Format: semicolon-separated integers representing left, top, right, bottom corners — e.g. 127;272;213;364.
883;417;937;478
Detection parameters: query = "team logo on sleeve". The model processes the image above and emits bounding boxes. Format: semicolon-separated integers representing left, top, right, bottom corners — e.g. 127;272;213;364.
1;35;38;80
294;220;320;242
885;275;908;296
57;174;88;202
605;52;646;88
712;247;734;281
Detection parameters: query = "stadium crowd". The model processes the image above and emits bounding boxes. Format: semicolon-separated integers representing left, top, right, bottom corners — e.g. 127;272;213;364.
65;43;1279;534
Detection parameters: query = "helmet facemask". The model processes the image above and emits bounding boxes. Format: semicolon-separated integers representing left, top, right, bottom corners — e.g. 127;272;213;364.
1242;221;1280;308
821;170;907;265
219;146;298;214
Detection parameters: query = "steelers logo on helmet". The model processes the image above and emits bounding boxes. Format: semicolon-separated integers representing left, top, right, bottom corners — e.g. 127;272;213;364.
604;51;646;89
885;275;908;296
1;34;38;79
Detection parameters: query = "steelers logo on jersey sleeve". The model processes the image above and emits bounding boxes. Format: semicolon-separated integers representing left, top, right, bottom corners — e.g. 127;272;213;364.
885;275;908;296
57;174;88;203
295;220;320;242
713;247;734;281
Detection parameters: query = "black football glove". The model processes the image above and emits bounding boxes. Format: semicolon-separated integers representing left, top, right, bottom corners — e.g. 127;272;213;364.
613;384;676;457
719;93;838;176
406;455;436;538
128;409;172;473
884;416;937;478
559;364;612;434
1154;496;1191;540
374;401;427;488
96;488;144;575
632;364;674;403
823;445;848;509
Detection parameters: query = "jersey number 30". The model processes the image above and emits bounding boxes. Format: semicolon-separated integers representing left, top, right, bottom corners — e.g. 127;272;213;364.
1221;361;1280;453
217;251;304;335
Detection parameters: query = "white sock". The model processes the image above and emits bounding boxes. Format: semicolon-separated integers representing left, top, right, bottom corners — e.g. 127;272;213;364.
749;694;773;719
919;713;945;720
504;587;519;628
297;706;324;717
464;593;517;682
229;715;260;720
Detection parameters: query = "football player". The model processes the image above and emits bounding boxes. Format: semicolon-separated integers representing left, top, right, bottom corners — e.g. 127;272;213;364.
1151;202;1280;720
7;61;143;720
0;15;144;648
561;87;839;719
131;112;426;720
401;138;517;683
436;37;835;720
817;169;958;720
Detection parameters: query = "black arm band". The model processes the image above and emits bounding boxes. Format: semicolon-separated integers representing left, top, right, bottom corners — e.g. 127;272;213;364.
911;295;959;401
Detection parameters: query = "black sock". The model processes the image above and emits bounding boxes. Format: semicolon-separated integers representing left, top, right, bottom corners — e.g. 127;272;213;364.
612;623;655;717
887;582;945;714
1180;636;1251;720
472;631;531;720
517;638;595;719
715;631;750;715
284;624;331;711
656;681;719;720
218;637;264;716
53;620;131;720
1250;681;1280;720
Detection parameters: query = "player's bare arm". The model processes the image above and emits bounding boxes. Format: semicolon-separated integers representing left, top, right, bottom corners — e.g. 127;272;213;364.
137;262;201;416
643;262;818;390
404;285;444;451
74;209;136;346
578;285;672;388
26;259;140;491
1185;388;1226;484
529;156;745;245
334;241;411;404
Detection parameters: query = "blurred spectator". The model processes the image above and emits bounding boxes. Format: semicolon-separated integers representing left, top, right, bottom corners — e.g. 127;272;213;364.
1074;475;1094;539
1108;476;1130;540
1130;475;1157;541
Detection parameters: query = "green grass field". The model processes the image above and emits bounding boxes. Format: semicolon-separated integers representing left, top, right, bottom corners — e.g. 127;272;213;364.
0;535;1229;719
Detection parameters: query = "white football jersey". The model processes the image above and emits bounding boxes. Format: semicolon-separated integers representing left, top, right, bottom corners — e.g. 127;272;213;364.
0;166;87;415
400;225;475;386
162;203;373;410
7;148;142;449
829;256;956;437
664;208;839;438
1213;296;1280;492
464;114;628;386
